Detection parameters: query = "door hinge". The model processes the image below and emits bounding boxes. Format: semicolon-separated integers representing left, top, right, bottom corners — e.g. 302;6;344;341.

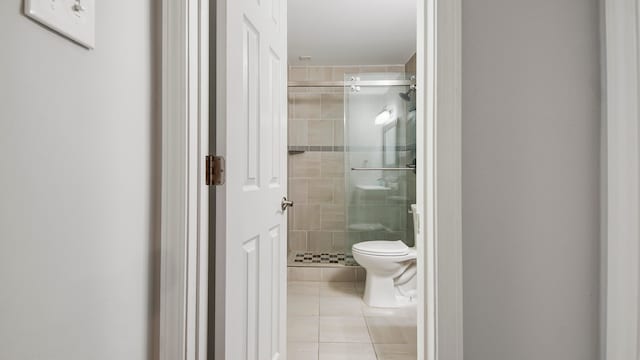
205;155;225;186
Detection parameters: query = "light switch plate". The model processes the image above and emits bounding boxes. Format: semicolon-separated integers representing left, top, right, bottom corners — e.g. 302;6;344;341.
25;0;95;49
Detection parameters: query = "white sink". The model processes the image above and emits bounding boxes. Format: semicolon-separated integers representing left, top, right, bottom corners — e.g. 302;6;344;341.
356;185;391;191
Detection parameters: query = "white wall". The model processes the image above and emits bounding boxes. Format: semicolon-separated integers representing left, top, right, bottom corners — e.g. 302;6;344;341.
0;2;158;359
462;0;601;359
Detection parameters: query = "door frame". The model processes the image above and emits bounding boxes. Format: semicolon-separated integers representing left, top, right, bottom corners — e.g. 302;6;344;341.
601;0;640;358
158;0;463;359
418;0;463;359
159;0;210;359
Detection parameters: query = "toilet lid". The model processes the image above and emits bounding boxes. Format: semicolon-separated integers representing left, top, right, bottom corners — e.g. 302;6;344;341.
352;240;410;256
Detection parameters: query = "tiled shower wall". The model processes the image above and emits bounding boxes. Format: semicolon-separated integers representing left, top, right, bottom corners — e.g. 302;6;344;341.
405;53;417;74
287;65;406;254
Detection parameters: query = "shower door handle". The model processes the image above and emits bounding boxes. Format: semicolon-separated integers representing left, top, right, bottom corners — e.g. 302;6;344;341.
281;197;294;212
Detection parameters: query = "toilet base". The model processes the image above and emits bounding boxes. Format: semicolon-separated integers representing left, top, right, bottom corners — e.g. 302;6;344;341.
362;272;416;308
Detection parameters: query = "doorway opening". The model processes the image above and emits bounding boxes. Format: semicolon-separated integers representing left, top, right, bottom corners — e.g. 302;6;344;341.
285;1;418;358
157;0;463;357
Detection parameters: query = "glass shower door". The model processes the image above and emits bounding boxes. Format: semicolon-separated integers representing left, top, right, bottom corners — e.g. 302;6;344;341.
344;72;417;260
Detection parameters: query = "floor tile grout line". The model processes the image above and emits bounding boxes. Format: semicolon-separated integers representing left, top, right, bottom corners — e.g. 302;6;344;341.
363;315;380;359
317;291;321;359
288;280;416;359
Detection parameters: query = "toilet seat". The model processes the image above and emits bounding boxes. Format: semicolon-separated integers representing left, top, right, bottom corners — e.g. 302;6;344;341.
352;240;411;257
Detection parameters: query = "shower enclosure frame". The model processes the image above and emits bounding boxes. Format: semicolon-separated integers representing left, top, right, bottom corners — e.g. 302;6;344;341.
341;72;417;254
158;0;463;360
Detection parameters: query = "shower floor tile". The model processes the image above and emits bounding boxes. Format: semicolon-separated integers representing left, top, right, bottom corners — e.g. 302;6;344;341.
288;251;356;267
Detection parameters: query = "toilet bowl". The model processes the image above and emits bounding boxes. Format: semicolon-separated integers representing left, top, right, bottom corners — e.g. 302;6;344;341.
352;241;417;307
352;204;419;308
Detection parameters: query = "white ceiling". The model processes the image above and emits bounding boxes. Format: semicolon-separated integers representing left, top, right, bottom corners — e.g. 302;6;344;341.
288;0;417;66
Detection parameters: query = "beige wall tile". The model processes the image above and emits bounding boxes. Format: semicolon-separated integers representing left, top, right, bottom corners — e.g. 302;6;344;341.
333;178;345;205
288;66;308;81
308;179;334;203
288;92;294;118
293;204;321;230
308;66;332;81
288;119;308;146
321;205;345;231
291;152;321;178
405;53;417;73
288;202;295;226
332;231;346;251
308;120;334;146
307;86;327;94
290;179;309;204
331;66;358;81
289;230;308;250
321;93;343;120
387;65;407;72
288;154;294;174
358;65;389;73
289;87;310;94
320;152;344;178
333;120;344;146
294;94;321;120
308;231;333;251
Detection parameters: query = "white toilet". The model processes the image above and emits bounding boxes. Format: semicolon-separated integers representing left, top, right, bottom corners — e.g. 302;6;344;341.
352;204;419;308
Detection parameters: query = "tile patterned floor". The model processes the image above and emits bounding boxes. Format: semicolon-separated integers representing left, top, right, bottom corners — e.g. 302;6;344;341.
287;281;417;360
288;251;356;267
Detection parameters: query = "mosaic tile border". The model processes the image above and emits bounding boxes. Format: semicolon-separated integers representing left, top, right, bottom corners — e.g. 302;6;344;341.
287;251;357;267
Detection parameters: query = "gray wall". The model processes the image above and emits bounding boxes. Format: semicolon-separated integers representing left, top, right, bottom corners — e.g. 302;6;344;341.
0;2;158;359
462;0;601;359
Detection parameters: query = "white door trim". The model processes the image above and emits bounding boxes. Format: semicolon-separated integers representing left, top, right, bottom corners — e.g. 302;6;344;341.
418;0;463;359
159;0;464;359
159;0;210;359
602;0;640;358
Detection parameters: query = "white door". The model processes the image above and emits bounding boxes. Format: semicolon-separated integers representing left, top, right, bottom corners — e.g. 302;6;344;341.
215;0;288;358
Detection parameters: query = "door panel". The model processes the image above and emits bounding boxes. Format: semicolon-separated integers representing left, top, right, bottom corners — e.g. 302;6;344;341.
268;51;283;187
217;0;287;358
